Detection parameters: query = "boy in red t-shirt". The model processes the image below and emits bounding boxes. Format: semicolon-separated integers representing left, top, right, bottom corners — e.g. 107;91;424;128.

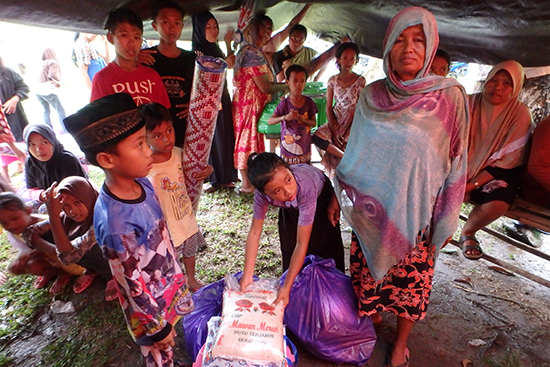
90;8;170;109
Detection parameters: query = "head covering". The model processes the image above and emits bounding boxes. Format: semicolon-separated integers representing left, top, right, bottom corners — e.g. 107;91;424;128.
467;60;533;180
192;12;225;58
24;124;86;189
234;18;272;74
56;176;98;240
335;7;469;281
24;124;63;155
380;6;457;99
63;93;144;156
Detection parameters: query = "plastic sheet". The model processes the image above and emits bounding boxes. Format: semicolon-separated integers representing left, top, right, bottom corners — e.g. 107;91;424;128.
280;255;377;365
6;1;550;67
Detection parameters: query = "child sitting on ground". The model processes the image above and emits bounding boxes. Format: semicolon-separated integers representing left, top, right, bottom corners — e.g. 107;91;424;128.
140;103;211;292
90;7;170;109
0;192;84;294
63;93;193;367
25;176;116;300
239;152;345;307
23;124;87;211
267;64;317;165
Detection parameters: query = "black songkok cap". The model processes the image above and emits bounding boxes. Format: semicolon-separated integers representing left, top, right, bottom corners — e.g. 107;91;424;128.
63;93;144;154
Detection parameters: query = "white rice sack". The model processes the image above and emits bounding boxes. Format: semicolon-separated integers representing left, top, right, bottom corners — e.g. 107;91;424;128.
211;275;284;365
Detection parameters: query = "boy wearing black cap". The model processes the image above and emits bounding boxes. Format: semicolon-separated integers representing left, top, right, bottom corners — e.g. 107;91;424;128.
64;93;193;367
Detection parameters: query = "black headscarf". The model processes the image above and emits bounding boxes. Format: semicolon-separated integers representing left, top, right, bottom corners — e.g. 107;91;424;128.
192;12;225;58
23;124;87;190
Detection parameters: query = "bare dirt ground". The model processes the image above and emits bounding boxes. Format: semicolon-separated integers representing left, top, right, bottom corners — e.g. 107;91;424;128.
297;222;550;367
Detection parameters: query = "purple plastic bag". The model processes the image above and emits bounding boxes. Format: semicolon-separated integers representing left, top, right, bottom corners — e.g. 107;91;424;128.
280;255;377;365
182;272;257;362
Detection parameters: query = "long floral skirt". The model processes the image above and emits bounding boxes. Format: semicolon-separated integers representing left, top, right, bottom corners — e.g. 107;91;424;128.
349;232;436;322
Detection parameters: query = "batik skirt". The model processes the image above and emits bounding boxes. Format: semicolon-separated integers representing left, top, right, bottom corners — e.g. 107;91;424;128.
349;232;436;322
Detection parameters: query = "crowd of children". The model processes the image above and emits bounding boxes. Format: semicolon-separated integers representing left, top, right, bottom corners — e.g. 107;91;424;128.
0;2;368;366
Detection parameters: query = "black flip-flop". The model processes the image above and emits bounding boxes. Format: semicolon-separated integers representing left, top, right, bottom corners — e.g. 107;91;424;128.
460;235;483;260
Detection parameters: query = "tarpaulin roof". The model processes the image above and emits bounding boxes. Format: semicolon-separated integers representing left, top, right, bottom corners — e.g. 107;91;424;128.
2;0;550;67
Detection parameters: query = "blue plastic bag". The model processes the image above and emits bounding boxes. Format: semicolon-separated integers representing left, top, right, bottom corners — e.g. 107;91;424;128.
183;272;257;361
280;255;377;365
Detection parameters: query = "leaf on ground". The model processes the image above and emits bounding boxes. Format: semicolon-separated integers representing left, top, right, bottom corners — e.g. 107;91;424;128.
453;277;476;289
487;265;515;276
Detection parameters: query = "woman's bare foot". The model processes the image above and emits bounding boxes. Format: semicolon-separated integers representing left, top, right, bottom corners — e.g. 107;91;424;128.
387;346;409;367
188;279;205;292
105;279;118;302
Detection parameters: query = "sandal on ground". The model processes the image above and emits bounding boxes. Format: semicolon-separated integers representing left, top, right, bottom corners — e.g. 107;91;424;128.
386;347;409;367
460;235;483;260
238;186;255;194
105;279;118;302
73;273;98;294
34;275;54;289
49;274;72;294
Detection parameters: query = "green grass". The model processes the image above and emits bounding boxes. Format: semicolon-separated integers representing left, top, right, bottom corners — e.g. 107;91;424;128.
39;301;131;367
0;273;50;342
484;349;521;367
86;166;105;187
195;188;281;284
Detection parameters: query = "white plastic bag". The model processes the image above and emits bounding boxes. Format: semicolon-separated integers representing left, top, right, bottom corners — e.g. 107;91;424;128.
211;275;285;365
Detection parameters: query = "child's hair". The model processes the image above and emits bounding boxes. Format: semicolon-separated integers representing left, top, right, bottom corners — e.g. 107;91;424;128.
42;48;59;63
336;42;360;59
151;0;185;21
285;64;308;81
105;7;143;34
435;49;451;67
139;103;172;131
0;192;27;212
289;24;307;38
335;42;360;71
255;14;273;27
247;153;288;193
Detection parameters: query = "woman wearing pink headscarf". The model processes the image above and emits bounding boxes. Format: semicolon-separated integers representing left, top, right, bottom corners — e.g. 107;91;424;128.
460;61;533;259
335;7;469;366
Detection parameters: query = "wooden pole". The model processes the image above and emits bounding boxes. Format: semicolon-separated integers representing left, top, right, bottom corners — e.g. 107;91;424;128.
450;240;550;289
